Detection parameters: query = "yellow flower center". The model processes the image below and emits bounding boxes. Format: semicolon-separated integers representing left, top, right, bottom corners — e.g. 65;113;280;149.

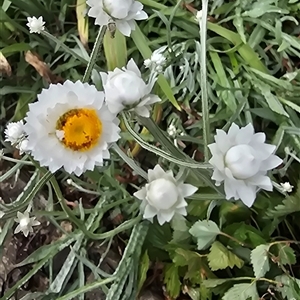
56;108;102;152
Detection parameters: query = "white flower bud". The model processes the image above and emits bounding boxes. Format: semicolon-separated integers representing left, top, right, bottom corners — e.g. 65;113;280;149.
100;59;161;117
280;182;294;193
208;123;282;207
5;120;25;145
134;164;197;225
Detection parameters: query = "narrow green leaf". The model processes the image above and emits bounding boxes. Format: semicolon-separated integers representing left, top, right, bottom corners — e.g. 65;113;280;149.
130;23;181;110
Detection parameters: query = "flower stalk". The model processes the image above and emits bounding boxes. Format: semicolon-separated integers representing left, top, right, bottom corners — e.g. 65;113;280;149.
199;0;210;162
82;25;107;82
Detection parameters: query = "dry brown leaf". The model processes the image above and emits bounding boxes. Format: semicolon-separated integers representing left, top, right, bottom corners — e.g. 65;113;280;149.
25;50;63;83
0;52;12;76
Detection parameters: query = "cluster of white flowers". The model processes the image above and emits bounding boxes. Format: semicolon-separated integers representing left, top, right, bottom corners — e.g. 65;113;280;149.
144;48;167;73
18;7;288;230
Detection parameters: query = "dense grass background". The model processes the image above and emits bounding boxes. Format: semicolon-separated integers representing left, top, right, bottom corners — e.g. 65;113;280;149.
1;0;300;299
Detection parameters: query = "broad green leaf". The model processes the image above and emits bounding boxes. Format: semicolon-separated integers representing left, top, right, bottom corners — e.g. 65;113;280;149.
223;283;259;300
189;220;221;250
207;241;244;271
275;275;300;299
163;264;181;299
223;223;266;248
250;244;270;278
103;29;127;70
266;185;300;218
170;214;190;243
276;244;296;265
172;248;205;282
76;0;89;47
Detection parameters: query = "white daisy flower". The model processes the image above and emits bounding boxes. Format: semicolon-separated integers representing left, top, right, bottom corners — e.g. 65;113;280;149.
24;80;121;176
134;164;197;225
208;123;283;207
87;0;148;37
100;59;161;117
26;16;45;34
280;182;294;193
14;211;40;237
5;120;25;145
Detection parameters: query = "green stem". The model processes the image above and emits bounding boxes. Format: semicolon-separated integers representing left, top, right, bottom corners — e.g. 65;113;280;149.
199;0;210;162
82;26;107;82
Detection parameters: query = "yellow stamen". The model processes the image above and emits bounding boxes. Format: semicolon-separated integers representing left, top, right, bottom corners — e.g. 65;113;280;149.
56;108;102;151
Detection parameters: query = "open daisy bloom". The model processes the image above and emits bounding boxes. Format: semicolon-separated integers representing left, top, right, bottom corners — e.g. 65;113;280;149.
24;80;120;176
208;123;283;207
134;165;197;225
87;0;148;36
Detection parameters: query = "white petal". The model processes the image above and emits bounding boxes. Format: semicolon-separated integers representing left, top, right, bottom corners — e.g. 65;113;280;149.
227;123;240;142
158;210;175;222
178;183;198;197
176;207;187;216
211;169;225;183
116;20;132;36
143;204;157;219
209;152;225;170
134;188;146;200
235;123;254;145
148;164;166;181
247;175;273;191
235;181;257;207
126;58;141;77
134;106;150;117
251;132;266;144
260;155;282;171
251;143;276;161
134;10;148;20
224;178;237;200
215;129;231;153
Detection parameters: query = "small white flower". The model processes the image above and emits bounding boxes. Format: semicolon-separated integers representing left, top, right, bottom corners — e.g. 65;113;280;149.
167;124;177;138
144;48;166;73
26;16;45;34
280;182;294;193
208;123;282;207
134;164;197;225
24;80;121;176
14;211;40;237
17;139;30;155
87;0;148;37
100;59;161;117
5;120;25;145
